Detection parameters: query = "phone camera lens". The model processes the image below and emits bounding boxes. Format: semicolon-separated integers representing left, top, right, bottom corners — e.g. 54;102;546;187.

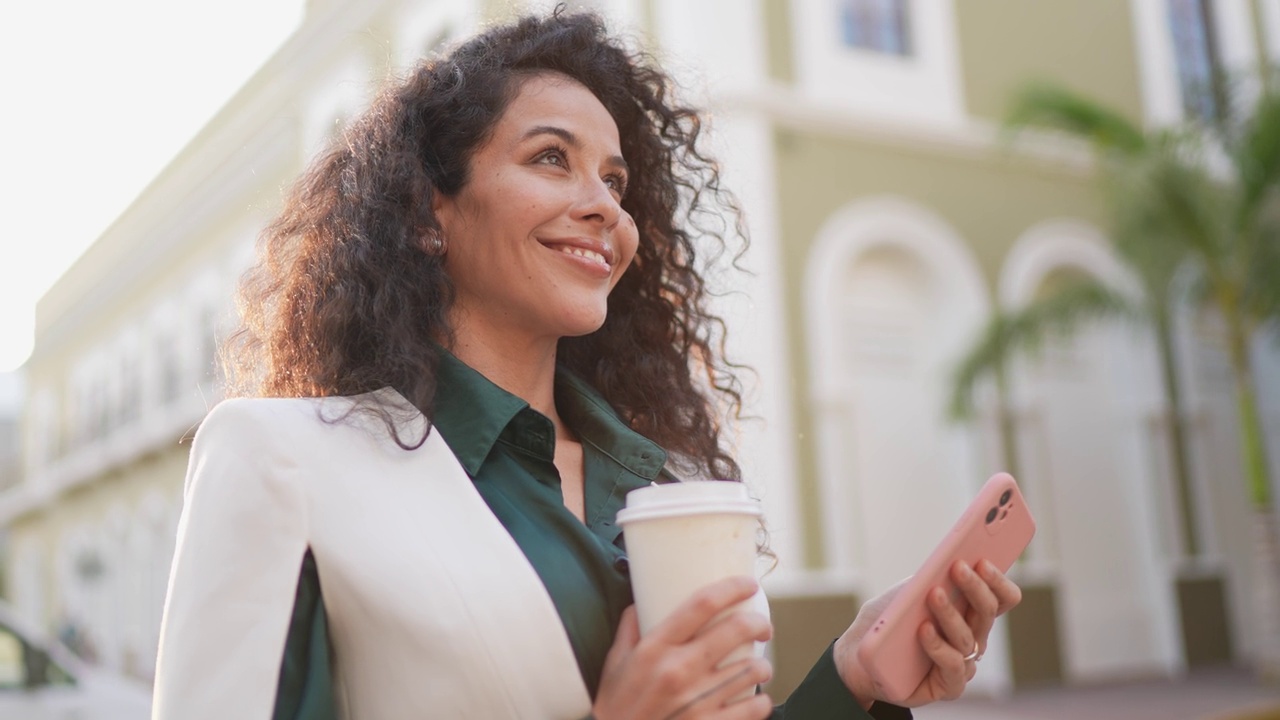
985;507;998;524
999;489;1012;506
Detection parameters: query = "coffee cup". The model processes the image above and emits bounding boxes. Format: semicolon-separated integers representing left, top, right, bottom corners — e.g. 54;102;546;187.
616;480;763;667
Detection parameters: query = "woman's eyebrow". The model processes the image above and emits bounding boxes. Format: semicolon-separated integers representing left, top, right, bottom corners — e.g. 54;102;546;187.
523;125;628;172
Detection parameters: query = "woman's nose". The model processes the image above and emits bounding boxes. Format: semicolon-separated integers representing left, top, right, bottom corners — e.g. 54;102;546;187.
574;177;623;226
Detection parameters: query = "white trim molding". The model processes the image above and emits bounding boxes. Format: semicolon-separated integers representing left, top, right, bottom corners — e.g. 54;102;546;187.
999;219;1143;308
807;196;991;402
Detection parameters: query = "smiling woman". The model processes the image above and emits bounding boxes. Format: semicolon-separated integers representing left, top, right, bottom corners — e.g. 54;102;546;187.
435;75;641;371
150;9;1021;720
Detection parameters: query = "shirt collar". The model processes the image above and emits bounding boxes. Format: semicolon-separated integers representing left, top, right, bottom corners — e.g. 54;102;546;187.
430;350;530;476
555;369;666;480
430;350;668;480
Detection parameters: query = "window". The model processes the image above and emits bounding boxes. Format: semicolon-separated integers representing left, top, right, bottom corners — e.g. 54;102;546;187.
792;0;962;126
1167;0;1227;123
840;0;911;56
155;331;183;406
29;389;65;464
121;357;142;425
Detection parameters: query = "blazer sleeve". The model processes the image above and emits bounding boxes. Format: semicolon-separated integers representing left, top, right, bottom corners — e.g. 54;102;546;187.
152;399;312;720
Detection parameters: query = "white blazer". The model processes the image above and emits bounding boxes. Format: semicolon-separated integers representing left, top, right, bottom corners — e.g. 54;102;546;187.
152;390;594;720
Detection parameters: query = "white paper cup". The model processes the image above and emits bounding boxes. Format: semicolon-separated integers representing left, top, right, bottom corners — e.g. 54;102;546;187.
616;481;763;672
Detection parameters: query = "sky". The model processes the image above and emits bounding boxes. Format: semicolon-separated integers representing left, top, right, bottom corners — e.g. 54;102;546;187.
0;0;307;373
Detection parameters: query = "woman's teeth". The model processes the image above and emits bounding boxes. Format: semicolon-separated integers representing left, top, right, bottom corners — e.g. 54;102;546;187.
559;246;606;265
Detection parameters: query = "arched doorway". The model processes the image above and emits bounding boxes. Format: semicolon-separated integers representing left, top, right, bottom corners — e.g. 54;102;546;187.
1000;220;1181;682
805;196;1004;691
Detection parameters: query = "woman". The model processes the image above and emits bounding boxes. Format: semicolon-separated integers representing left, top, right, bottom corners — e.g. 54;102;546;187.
152;10;1021;720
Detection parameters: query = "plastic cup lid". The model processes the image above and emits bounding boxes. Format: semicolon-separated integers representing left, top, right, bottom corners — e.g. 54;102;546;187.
616;480;763;525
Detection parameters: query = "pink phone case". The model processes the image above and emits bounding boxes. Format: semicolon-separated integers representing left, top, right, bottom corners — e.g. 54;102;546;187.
855;472;1036;704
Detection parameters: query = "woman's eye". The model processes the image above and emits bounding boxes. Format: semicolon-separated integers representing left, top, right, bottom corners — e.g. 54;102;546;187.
538;148;567;167
605;174;628;196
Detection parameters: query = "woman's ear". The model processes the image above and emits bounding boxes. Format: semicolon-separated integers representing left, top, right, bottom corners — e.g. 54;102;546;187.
426;189;452;256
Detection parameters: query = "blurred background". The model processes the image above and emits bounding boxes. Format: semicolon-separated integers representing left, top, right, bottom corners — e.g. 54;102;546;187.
1;0;1279;717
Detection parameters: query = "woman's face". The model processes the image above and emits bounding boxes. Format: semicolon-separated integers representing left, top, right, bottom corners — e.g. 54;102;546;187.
434;73;639;346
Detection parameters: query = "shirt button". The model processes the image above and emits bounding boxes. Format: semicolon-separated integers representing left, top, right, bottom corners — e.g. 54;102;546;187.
613;555;630;574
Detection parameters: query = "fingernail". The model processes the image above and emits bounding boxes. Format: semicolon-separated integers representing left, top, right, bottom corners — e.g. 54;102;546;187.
958;561;974;578
932;587;947;604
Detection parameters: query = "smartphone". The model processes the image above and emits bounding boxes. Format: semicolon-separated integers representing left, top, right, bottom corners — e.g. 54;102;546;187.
855;472;1036;704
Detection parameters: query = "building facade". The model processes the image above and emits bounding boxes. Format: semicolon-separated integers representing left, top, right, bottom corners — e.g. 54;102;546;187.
4;0;1280;698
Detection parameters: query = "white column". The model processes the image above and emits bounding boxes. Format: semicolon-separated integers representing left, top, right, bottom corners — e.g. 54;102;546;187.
649;0;806;577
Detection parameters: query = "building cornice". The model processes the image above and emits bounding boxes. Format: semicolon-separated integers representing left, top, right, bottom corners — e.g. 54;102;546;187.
721;83;1096;178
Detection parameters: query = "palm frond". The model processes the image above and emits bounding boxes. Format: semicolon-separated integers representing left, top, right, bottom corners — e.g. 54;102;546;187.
1114;139;1231;276
1104;155;1195;295
1227;68;1280;227
1245;219;1280;325
949;280;1140;420
1004;82;1147;156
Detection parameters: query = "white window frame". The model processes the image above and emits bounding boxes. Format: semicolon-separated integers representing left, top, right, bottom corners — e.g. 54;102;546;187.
1129;0;1260;126
790;0;964;127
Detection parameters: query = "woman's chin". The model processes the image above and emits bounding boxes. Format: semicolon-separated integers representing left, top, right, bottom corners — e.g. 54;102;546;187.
556;312;609;339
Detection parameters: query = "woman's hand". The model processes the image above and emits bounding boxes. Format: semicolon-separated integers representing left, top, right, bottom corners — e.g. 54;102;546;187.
833;560;1023;708
592;576;775;720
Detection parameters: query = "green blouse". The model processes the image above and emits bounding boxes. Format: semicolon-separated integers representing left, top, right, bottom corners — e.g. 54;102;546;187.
269;352;909;719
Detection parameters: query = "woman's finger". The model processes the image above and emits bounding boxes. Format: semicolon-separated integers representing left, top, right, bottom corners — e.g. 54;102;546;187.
690;610;772;671
977;560;1023;615
927;585;977;659
917;621;968;701
714;692;774;720
951;560;1001;654
652;576;760;646
664;657;773;720
613;606;641;652
952;561;1000;621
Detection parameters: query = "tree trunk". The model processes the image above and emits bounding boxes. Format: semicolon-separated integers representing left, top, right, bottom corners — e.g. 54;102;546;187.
1224;309;1279;677
994;360;1023;481
1252;508;1280;681
1154;310;1200;556
1224;311;1272;510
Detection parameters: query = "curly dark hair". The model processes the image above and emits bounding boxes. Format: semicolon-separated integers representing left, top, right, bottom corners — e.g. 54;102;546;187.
223;9;748;481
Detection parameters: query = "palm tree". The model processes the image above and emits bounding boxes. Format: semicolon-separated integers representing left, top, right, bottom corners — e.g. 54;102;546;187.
950;75;1280;678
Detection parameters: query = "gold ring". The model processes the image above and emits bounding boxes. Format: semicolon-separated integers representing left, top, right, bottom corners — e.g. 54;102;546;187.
962;642;982;662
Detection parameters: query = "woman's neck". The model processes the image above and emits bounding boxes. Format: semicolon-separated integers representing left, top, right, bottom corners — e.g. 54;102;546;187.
448;326;561;425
